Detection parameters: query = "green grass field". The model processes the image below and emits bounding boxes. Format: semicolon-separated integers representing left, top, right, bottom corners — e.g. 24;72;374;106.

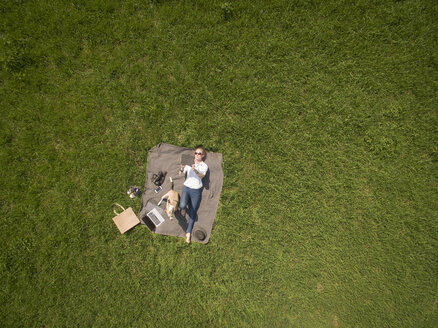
1;0;437;326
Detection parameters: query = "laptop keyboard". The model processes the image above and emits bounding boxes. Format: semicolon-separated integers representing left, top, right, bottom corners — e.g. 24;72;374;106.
147;208;165;227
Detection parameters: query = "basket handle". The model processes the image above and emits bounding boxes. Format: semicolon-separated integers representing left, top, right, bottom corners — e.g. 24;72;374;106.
113;203;126;215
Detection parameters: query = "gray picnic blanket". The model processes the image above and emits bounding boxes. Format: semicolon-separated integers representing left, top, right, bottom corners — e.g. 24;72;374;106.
139;143;223;244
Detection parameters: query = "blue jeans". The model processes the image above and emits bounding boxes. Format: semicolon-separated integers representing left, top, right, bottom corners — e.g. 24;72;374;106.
179;185;203;234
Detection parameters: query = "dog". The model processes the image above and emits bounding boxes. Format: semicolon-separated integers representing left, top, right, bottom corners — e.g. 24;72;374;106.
157;177;180;219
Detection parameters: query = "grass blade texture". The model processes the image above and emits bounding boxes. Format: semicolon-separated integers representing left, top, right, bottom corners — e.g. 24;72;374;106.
1;0;437;327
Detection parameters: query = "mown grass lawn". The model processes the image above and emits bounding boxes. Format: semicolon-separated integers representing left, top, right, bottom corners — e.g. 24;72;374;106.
1;0;437;327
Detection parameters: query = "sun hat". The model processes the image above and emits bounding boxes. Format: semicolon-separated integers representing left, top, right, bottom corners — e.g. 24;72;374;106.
193;228;207;241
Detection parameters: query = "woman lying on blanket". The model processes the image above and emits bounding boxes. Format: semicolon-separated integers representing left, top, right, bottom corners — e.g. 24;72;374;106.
179;146;208;243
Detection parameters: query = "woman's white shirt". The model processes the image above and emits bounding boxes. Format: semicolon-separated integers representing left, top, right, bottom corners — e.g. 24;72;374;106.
183;162;208;189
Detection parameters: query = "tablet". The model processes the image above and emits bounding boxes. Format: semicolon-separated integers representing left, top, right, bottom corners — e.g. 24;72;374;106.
181;154;194;166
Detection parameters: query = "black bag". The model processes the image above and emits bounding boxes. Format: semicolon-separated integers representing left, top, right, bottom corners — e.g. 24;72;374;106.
152;171;166;186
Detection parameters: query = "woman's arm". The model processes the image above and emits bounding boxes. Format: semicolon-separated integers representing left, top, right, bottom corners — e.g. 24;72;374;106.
191;165;205;179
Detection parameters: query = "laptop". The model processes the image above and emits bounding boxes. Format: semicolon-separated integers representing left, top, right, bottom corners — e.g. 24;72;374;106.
142;207;165;231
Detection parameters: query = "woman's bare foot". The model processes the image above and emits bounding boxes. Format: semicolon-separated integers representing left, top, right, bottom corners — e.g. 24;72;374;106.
186;233;191;244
